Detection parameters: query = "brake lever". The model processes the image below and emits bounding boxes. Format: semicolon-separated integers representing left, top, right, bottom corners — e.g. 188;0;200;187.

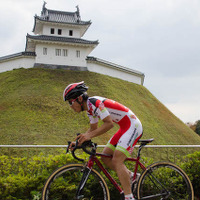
70;134;85;162
66;141;71;153
82;141;97;155
72;139;85;162
66;133;80;154
67;134;96;162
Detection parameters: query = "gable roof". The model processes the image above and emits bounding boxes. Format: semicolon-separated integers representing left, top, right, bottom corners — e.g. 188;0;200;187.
33;4;91;35
40;9;91;25
34;3;91;26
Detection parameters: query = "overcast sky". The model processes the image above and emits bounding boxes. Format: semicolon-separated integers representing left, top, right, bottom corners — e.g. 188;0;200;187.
0;0;200;123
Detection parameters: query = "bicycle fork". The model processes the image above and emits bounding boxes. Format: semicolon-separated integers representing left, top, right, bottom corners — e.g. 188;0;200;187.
75;166;91;199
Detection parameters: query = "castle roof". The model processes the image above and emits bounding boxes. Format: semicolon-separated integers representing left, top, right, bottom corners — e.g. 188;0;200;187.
26;34;98;45
25;34;98;51
33;3;90;30
37;9;91;25
87;56;145;77
33;3;91;35
0;52;36;62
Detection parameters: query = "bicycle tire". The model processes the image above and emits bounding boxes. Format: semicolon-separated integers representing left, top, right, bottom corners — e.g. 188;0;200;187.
136;161;194;200
42;163;110;200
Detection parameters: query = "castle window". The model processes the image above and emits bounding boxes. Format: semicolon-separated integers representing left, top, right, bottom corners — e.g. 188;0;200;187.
51;28;55;34
55;49;61;56
76;50;80;58
69;30;73;36
63;49;68;57
43;47;47;55
58;29;62;35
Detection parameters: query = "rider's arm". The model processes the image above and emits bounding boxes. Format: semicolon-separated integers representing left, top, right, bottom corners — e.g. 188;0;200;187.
89;115;113;138
76;115;113;144
85;123;98;134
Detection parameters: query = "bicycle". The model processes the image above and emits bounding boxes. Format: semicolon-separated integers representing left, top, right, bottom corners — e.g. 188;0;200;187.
42;137;194;200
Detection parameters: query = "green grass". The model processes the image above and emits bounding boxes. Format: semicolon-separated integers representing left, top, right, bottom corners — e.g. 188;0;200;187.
0;68;200;147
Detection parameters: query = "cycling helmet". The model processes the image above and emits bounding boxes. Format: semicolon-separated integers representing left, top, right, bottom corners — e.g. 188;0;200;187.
63;81;88;101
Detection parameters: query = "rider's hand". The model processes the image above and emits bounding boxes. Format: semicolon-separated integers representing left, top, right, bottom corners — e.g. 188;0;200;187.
69;141;76;150
75;133;91;144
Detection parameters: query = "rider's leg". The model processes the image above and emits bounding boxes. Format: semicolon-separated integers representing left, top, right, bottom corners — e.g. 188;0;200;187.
101;146;133;176
112;149;132;195
101;127;123;170
101;146;115;170
101;147;135;199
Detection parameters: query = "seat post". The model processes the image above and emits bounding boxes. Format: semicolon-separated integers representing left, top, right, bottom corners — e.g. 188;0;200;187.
137;144;144;158
137;138;154;158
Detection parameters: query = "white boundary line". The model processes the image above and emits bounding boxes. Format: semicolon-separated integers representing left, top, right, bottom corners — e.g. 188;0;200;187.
0;145;200;148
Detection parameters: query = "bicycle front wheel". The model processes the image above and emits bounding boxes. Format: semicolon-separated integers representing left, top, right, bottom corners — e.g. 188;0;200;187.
42;163;110;200
137;161;194;200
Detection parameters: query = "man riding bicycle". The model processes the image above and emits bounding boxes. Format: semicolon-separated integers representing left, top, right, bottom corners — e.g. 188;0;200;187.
63;81;143;200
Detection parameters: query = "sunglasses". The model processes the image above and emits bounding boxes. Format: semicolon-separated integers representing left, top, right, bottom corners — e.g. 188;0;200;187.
68;97;79;106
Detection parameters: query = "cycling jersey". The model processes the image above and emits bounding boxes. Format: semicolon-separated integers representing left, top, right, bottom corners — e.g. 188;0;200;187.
87;96;143;157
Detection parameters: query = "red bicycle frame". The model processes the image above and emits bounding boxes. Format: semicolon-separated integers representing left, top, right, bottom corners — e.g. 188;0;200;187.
85;152;147;196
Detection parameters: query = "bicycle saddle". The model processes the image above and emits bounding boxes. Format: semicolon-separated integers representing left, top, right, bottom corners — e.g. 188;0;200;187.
138;138;154;145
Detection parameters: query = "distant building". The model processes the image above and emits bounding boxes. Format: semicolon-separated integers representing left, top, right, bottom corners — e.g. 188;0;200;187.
185;122;193;127
0;2;145;85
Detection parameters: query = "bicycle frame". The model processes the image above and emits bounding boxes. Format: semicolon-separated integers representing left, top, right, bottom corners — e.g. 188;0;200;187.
76;152;147;199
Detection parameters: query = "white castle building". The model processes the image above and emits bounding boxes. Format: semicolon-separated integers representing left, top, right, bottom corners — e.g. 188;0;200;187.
0;3;145;85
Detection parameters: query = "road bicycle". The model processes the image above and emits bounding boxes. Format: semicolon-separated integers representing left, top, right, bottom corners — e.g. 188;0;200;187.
42;137;194;200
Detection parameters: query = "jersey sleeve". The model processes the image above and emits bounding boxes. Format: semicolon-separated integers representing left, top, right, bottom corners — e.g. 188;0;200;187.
95;101;110;121
87;112;99;124
87;98;110;124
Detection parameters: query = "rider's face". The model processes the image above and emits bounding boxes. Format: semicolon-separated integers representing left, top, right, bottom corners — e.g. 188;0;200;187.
68;98;82;113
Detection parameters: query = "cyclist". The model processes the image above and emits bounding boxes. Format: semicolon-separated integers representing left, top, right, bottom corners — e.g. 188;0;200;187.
63;81;143;200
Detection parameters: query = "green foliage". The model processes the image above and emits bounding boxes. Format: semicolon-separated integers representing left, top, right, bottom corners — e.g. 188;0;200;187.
195;120;200;135
1;151;199;199
0;153;78;200
181;151;200;198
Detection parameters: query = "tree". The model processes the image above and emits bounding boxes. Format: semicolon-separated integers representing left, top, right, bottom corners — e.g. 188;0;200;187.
195;120;200;136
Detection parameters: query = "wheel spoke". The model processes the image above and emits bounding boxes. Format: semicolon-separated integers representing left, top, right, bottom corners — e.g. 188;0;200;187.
42;164;109;200
137;162;194;200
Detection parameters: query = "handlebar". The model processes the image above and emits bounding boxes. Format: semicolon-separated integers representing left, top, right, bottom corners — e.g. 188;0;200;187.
66;134;97;162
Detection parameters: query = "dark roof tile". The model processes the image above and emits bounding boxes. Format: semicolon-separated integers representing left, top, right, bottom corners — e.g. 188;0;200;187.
38;6;91;25
0;52;36;62
27;34;99;45
87;56;145;76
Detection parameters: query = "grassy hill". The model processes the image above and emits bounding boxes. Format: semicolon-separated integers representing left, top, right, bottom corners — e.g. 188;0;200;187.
0;68;200;146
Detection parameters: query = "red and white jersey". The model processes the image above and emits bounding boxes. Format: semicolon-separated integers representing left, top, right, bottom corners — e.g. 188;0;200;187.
87;96;137;125
87;96;143;156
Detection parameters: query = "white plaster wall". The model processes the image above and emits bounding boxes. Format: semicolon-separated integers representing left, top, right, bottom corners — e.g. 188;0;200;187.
0;57;35;73
35;44;93;67
43;24;81;38
87;62;142;85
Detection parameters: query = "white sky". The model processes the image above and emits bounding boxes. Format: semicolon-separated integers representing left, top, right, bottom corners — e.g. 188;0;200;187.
0;0;200;123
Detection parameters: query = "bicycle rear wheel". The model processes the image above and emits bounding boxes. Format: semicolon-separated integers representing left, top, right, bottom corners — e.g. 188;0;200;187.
137;161;194;200
42;163;110;200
